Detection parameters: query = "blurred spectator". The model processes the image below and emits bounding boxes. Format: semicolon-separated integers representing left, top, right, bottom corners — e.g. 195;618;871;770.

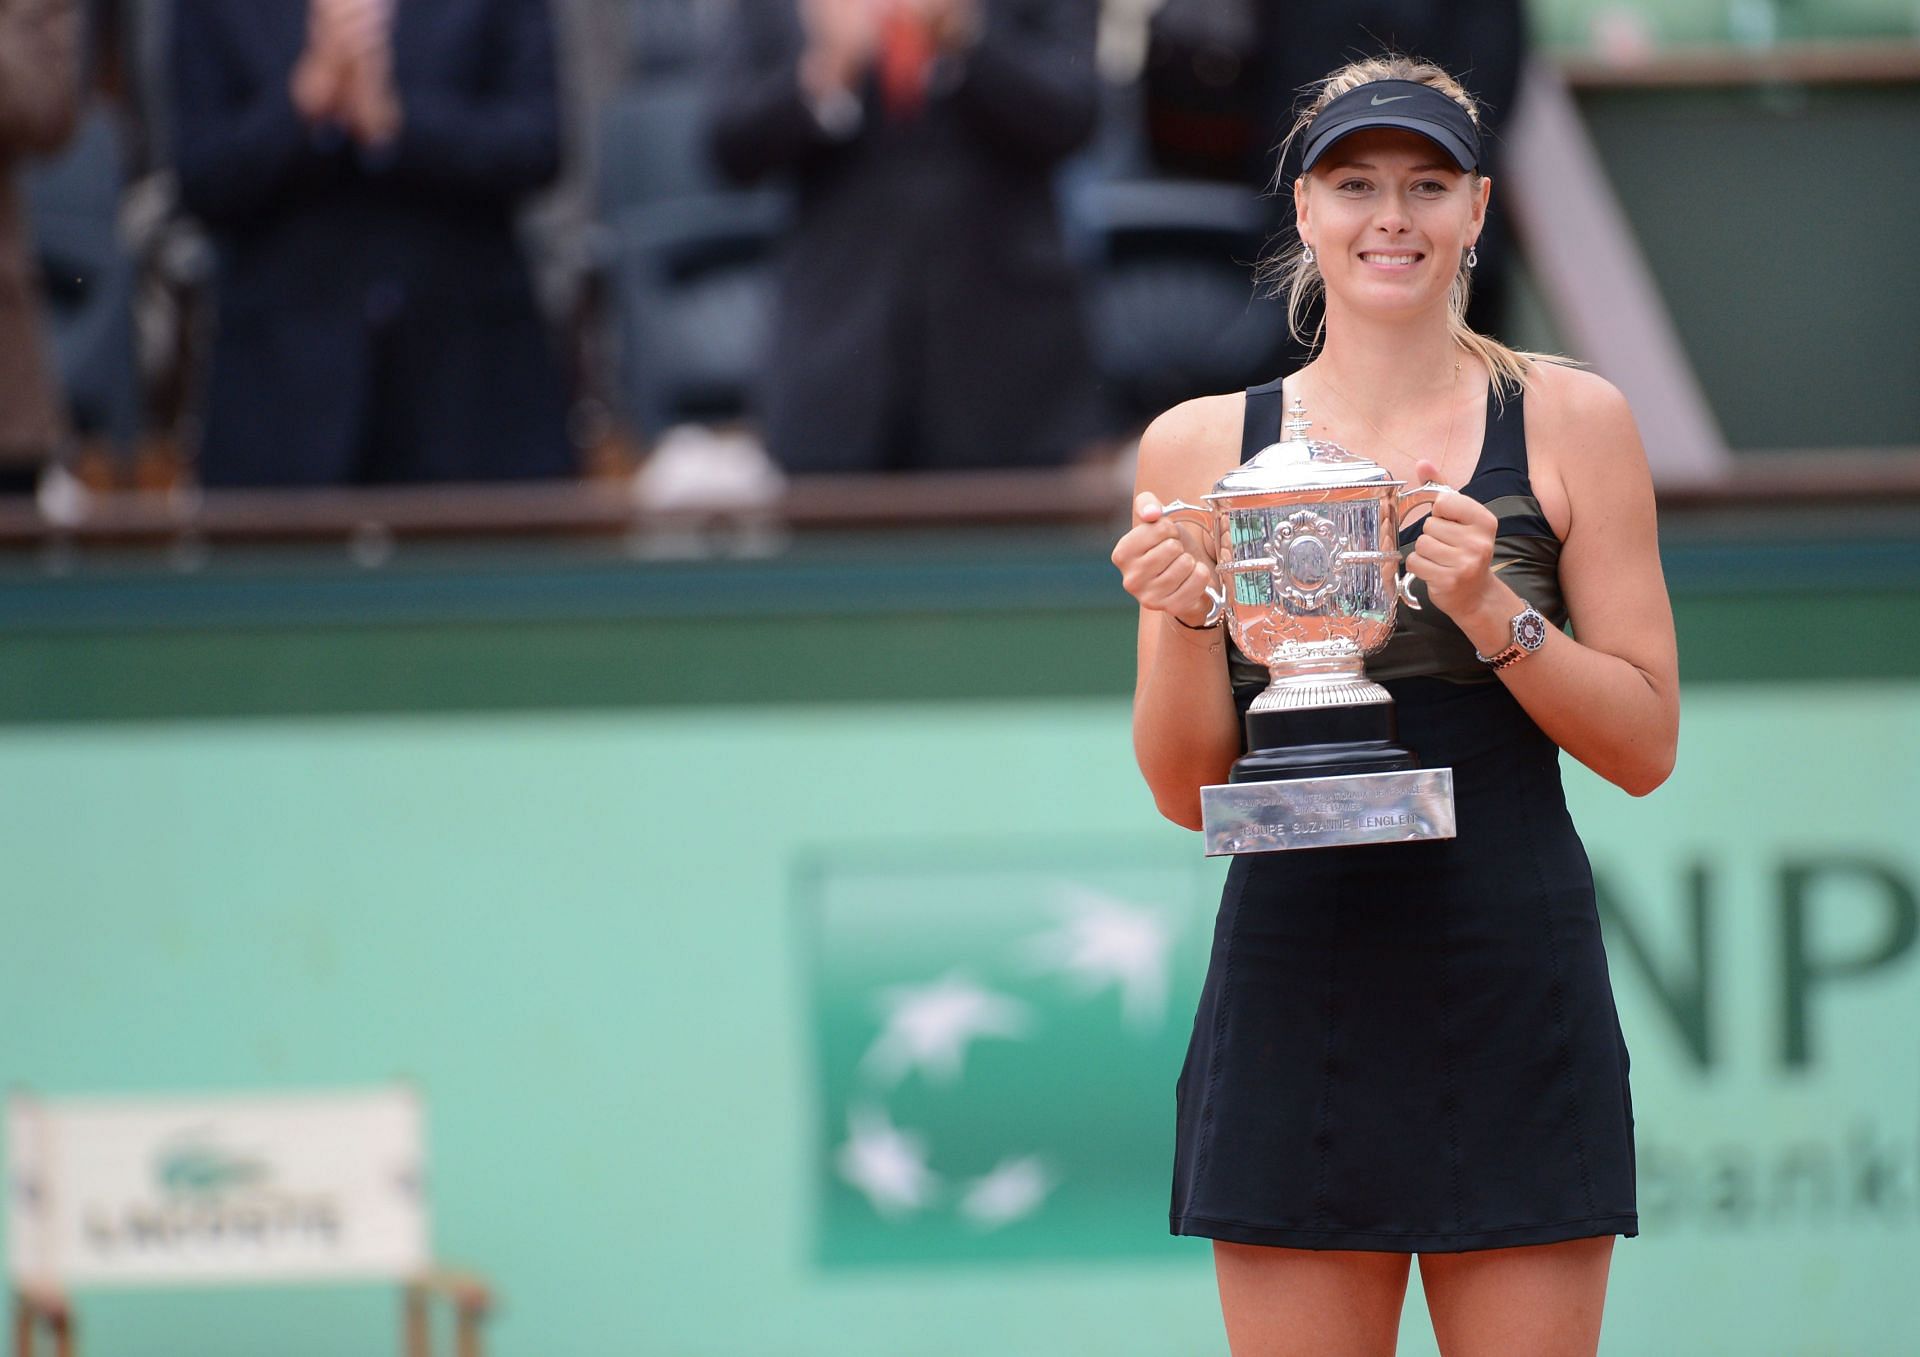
709;0;1102;474
0;0;80;495
171;0;573;487
1139;0;1262;181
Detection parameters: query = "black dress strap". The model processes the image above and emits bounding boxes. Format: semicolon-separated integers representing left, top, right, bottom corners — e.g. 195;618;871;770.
1245;375;1533;487
1240;377;1288;464
1470;380;1529;483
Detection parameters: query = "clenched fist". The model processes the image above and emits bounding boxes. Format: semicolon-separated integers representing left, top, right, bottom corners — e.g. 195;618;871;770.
1111;492;1220;629
1404;457;1501;620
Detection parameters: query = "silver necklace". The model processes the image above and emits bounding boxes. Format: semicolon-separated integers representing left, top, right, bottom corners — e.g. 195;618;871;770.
1309;358;1463;483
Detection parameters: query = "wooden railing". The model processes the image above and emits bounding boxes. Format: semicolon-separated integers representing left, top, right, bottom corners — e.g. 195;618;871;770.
2;454;1918;554
9;1274;492;1357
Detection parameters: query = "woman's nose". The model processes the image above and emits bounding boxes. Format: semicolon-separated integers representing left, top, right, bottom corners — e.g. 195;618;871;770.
1372;191;1412;232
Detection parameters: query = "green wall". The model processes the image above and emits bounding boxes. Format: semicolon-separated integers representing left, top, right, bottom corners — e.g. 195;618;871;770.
1580;83;1920;452
1533;0;1919;46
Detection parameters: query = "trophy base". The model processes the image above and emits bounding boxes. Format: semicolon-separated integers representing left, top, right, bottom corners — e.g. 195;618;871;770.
1200;768;1457;856
1202;681;1455;854
1230;738;1419;782
1239;700;1406;775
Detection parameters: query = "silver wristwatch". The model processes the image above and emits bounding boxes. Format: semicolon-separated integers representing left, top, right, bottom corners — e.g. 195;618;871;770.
1475;604;1549;670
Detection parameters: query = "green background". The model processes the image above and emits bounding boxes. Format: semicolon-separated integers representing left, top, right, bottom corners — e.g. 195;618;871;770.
1531;0;1919;45
3;516;1918;1355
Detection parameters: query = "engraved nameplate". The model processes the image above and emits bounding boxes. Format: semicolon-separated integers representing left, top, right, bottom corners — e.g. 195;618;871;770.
1200;768;1456;855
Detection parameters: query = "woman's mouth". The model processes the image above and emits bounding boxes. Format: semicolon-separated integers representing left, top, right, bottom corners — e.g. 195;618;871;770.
1358;251;1423;269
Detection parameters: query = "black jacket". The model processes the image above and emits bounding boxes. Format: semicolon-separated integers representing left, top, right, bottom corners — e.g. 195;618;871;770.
708;0;1101;473
172;0;571;485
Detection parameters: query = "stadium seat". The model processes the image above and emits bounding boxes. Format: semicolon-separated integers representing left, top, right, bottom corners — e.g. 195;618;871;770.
1070;177;1288;424
608;190;788;437
594;63;788;439
628;0;720;79
597;80;719;221
22;104;142;458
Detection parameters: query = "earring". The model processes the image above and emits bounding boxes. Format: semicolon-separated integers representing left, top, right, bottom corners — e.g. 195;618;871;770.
1466;244;1479;269
1303;244;1316;266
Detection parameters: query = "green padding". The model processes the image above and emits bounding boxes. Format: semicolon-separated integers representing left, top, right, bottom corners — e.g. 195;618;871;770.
0;590;1915;723
1;531;1918;723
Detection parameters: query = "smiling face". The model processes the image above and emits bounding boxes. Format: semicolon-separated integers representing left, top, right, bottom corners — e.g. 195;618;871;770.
1294;126;1490;319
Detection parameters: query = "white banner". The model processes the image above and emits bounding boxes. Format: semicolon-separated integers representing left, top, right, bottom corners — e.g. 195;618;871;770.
6;1085;428;1288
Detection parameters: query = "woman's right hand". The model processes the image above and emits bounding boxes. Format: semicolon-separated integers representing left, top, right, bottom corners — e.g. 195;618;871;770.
1110;492;1219;629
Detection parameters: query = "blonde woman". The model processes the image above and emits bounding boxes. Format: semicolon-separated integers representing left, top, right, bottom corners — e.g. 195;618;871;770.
1110;54;1678;1357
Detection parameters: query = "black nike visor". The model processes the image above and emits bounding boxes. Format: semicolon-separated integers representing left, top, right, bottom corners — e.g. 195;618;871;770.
1299;79;1482;174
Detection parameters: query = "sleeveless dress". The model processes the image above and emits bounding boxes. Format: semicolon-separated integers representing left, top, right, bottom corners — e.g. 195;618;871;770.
1168;376;1638;1253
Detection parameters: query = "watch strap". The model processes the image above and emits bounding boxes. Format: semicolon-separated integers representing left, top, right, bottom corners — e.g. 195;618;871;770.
1477;640;1529;670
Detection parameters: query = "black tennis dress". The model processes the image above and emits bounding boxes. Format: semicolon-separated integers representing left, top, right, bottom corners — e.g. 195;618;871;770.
1169;375;1638;1253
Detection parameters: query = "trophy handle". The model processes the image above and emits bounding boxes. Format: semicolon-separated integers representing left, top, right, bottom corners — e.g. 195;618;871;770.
1393;481;1453;612
1158;499;1227;627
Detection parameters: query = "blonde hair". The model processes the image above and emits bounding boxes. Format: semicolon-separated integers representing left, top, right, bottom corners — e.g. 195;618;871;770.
1255;53;1571;403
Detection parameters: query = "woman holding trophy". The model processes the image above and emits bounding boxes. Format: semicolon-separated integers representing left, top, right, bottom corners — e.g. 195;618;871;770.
1110;54;1679;1356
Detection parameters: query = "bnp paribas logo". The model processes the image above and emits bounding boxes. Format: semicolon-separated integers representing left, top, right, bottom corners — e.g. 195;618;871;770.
798;838;1217;1266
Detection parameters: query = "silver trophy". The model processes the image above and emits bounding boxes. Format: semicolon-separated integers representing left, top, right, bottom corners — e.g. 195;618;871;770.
1161;398;1458;854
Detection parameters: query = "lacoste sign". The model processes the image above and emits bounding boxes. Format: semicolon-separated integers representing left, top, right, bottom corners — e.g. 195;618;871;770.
7;1086;427;1287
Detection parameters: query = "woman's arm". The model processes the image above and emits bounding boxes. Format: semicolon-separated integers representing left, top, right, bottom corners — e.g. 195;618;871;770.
1113;396;1245;829
1409;364;1680;796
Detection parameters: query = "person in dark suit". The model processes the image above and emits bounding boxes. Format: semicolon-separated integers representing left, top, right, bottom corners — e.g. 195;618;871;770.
171;0;574;486
708;0;1102;474
0;0;79;494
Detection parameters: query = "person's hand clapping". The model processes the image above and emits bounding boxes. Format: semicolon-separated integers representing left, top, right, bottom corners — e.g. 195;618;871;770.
291;0;398;143
330;0;401;145
1112;492;1219;630
799;0;882;98
291;0;354;125
1404;457;1502;620
915;0;981;50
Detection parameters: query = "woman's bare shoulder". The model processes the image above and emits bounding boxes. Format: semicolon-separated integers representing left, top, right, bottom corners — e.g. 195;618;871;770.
1136;393;1247;496
1524;361;1636;448
1522;360;1653;547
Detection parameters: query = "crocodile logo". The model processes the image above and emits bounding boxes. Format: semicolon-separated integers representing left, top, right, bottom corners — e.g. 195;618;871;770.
156;1136;270;1195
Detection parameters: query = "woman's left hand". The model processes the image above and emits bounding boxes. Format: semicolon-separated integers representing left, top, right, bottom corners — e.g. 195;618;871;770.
1405;457;1503;621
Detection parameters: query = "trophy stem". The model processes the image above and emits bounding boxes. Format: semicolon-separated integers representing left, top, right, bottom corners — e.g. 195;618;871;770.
1249;657;1390;714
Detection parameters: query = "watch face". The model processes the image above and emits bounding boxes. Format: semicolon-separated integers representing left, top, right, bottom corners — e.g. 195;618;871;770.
1516;608;1549;651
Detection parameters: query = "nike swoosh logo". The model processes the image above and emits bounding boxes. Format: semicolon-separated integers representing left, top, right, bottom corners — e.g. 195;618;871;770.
1370;93;1416;105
